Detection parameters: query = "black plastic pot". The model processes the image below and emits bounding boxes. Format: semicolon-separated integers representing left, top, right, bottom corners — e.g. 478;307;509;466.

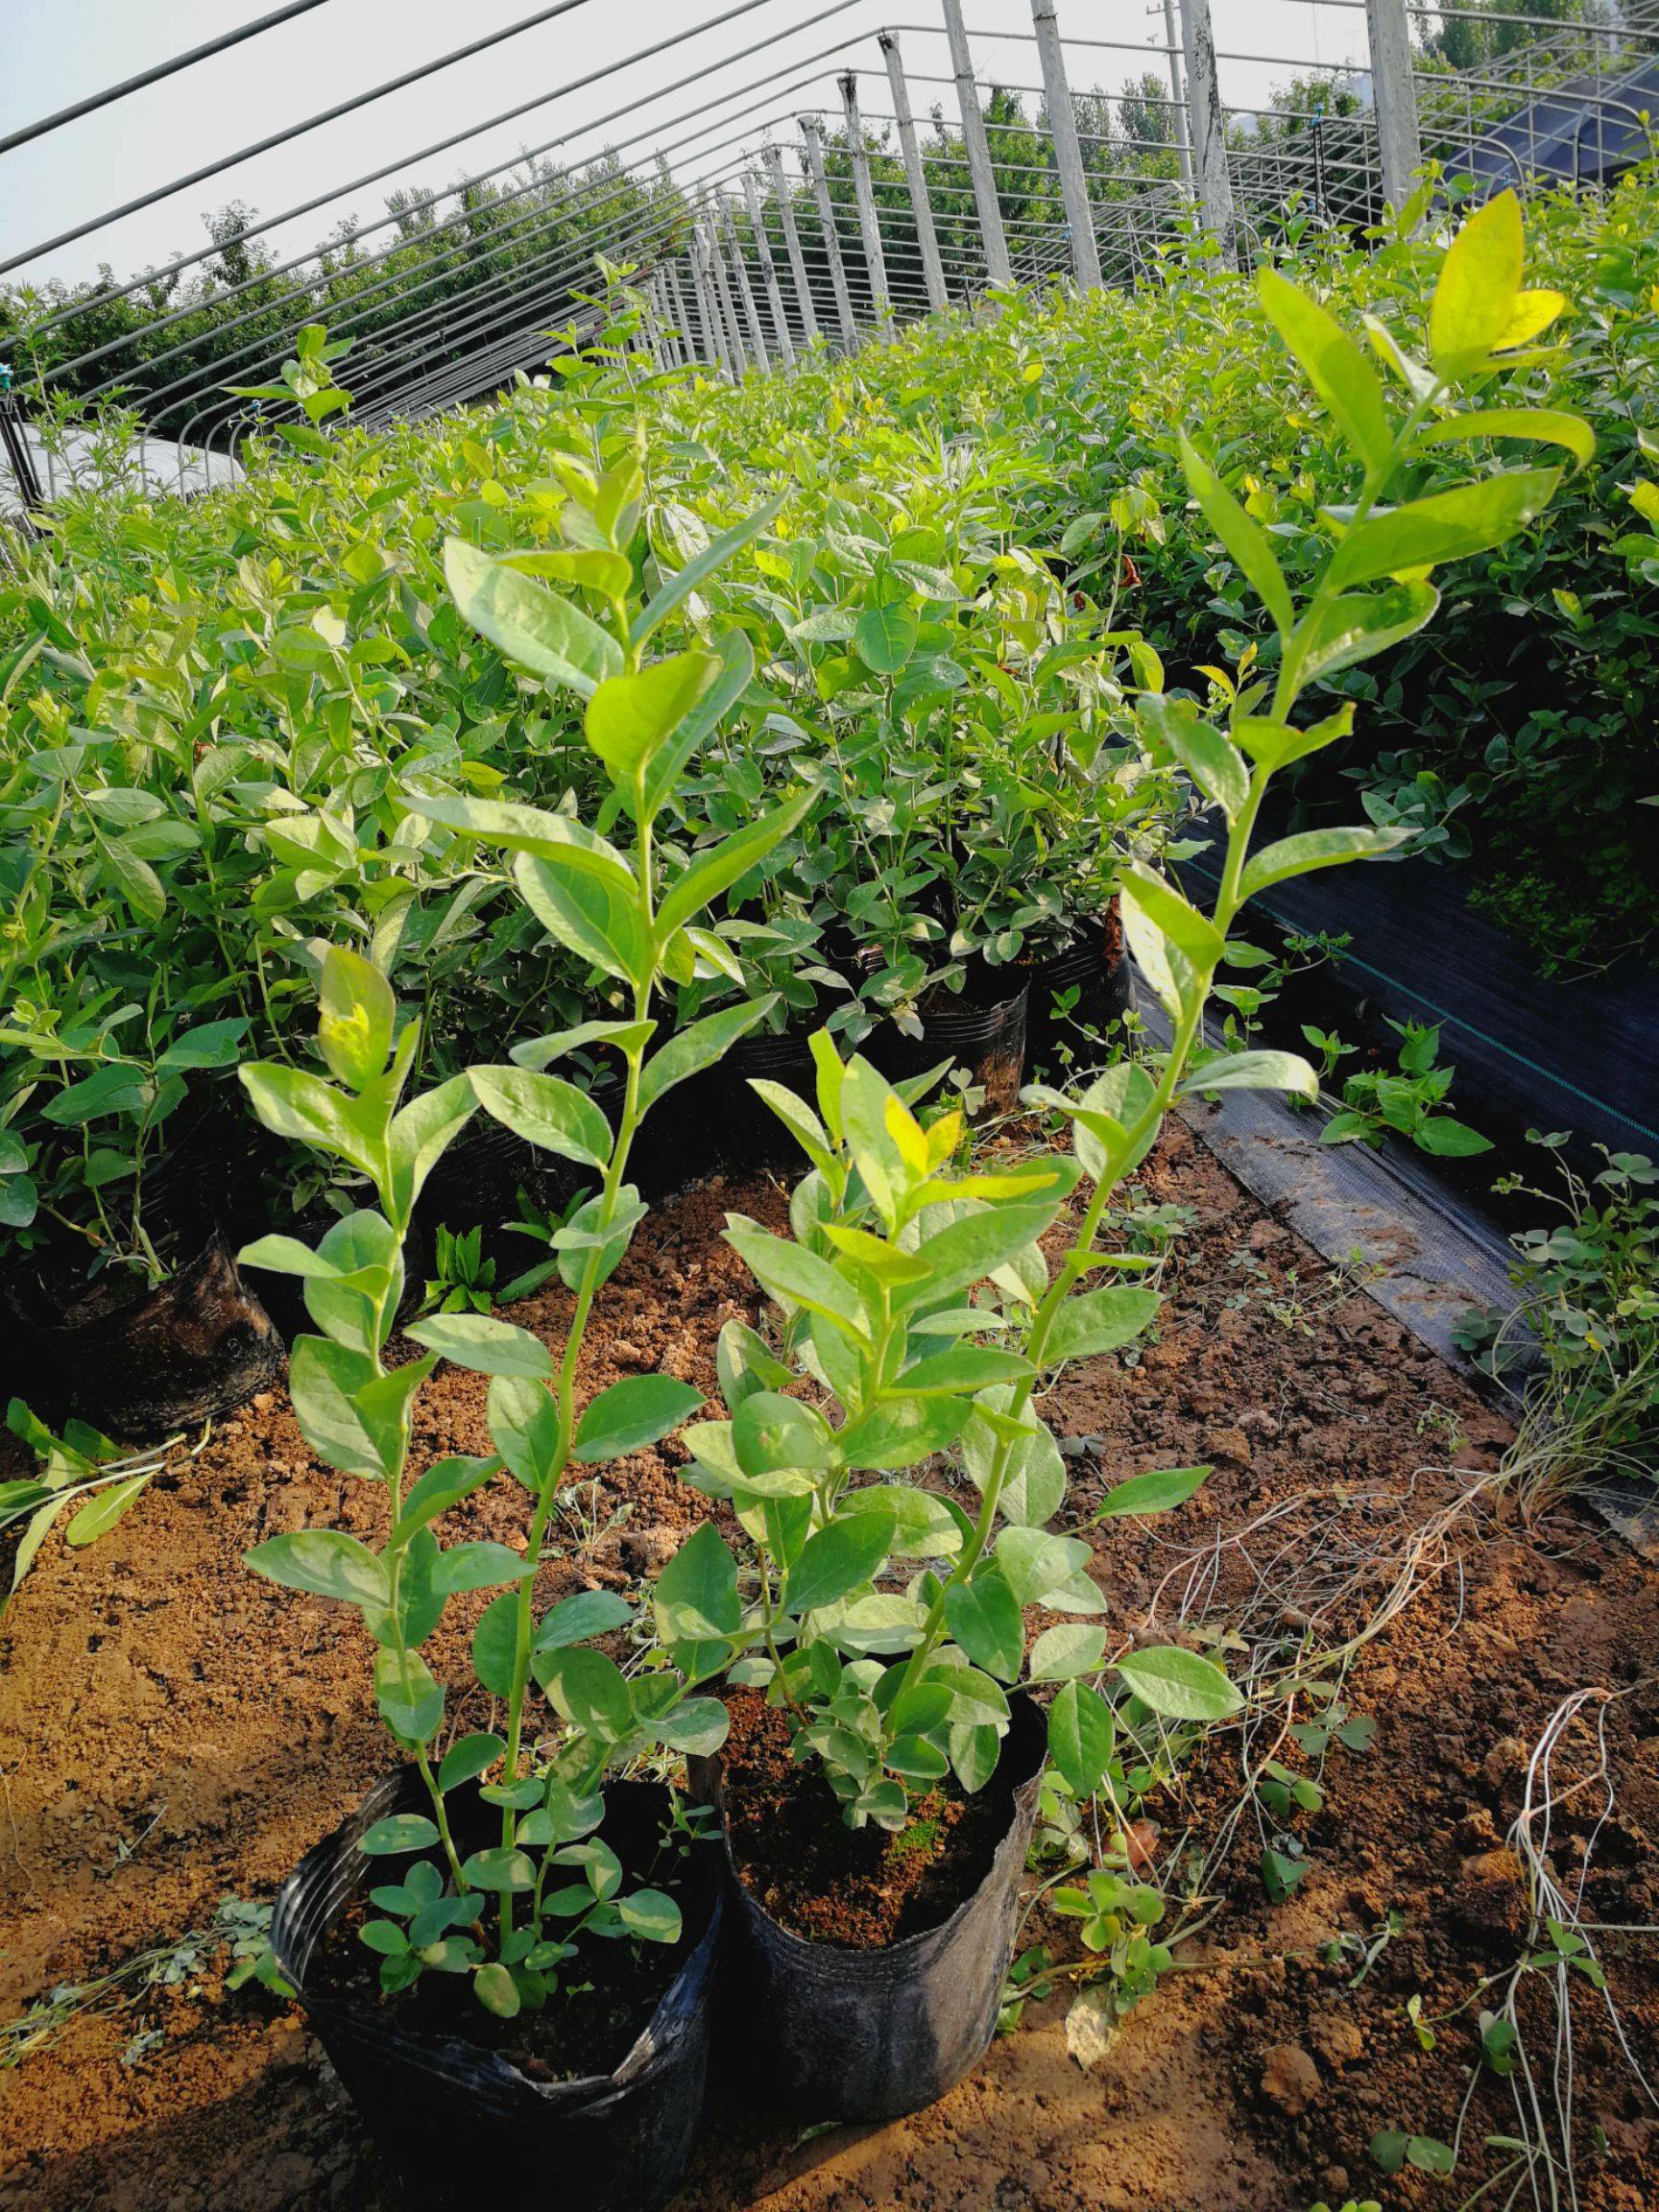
871;973;1031;1119
688;1694;1046;2121
1022;898;1133;1080
271;1768;722;2212
674;1023;821;1173
5;1230;284;1441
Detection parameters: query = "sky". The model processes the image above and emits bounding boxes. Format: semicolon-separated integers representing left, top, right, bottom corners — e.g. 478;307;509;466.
0;1;1373;297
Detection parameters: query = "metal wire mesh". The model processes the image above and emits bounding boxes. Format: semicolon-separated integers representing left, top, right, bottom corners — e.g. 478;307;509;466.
2;0;1654;510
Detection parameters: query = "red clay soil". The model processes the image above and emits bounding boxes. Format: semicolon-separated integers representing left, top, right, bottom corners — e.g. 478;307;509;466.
0;1123;1654;2212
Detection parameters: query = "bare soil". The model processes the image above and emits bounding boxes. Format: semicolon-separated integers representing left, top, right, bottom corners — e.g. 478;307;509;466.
1;1122;1653;2212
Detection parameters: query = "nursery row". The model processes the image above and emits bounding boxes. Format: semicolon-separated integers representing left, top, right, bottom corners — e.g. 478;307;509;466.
3;162;1651;1354
0;200;1595;2205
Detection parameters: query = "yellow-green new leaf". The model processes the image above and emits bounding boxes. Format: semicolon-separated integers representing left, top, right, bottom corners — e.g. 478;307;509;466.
1414;407;1593;473
1257;265;1392;474
585;652;720;811
1429;190;1524;375
1327;469;1560;591
1178;433;1295;635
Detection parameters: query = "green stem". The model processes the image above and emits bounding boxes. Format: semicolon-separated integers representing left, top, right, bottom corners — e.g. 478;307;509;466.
494;771;659;1910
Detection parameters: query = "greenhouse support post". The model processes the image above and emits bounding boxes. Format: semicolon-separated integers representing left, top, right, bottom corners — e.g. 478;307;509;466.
664;261;696;366
764;142;821;345
941;0;1013;289
723;198;771;365
1366;0;1423;214
1176;0;1236;260
1029;0;1101;289
1162;0;1194;191
742;169;797;362
707;219;752;373
839;72;892;324
800;115;859;349
691;228;732;377
878;32;949;311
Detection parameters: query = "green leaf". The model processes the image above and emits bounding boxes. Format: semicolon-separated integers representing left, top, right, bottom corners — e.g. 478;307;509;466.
836;1393;974;1472
724;1217;867;1337
402;1455;498;1528
1293;580;1440;685
1239;826;1410;901
944;1567;1023;1682
405;1312;555;1379
1047;1678;1115;1794
156;1017;249;1073
1029;1623;1107;1684
1180;1049;1319;1102
439;1732;505;1791
318;948;396;1091
653;1696;729;1755
403;795;636;896
246;1528;389;1608
1415;406;1593;472
895;1345;1032;1396
617;1887;684;1942
376;1641;445;1743
637;996;777;1114
1430;188;1522;374
733;1390;835;1477
487;1376;562;1492
512;848;646;988
0;1174;35;1229
1118;862;1225;971
444;538;622;695
534;1646;635;1739
854;601;920;674
359;1815;440;1855
862;1484;966;1559
783;1508;894;1616
1091;1465;1211;1520
510;1018;655;1071
461;1847;538;1893
1232;702;1354;772
899;1194;1069;1310
46;1461;144;1548
1416;1116;1493;1158
1138;694;1249;822
573;1376;704;1462
950;1720;1001;1792
655;784;817;940
1178;433;1294;634
642;629;755;818
474;1961;521;2017
239;1065;379;1180
1046;1285;1160;1366
1257;264;1392;473
632;490;787;642
430;1540;526;1595
469;1065;613;1167
1116;1645;1241;1722
534;1589;635;1649
386;1075;477;1228
472;1592;519;1697
585;653;720;810
653;1521;740;1641
1327;469;1561;591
